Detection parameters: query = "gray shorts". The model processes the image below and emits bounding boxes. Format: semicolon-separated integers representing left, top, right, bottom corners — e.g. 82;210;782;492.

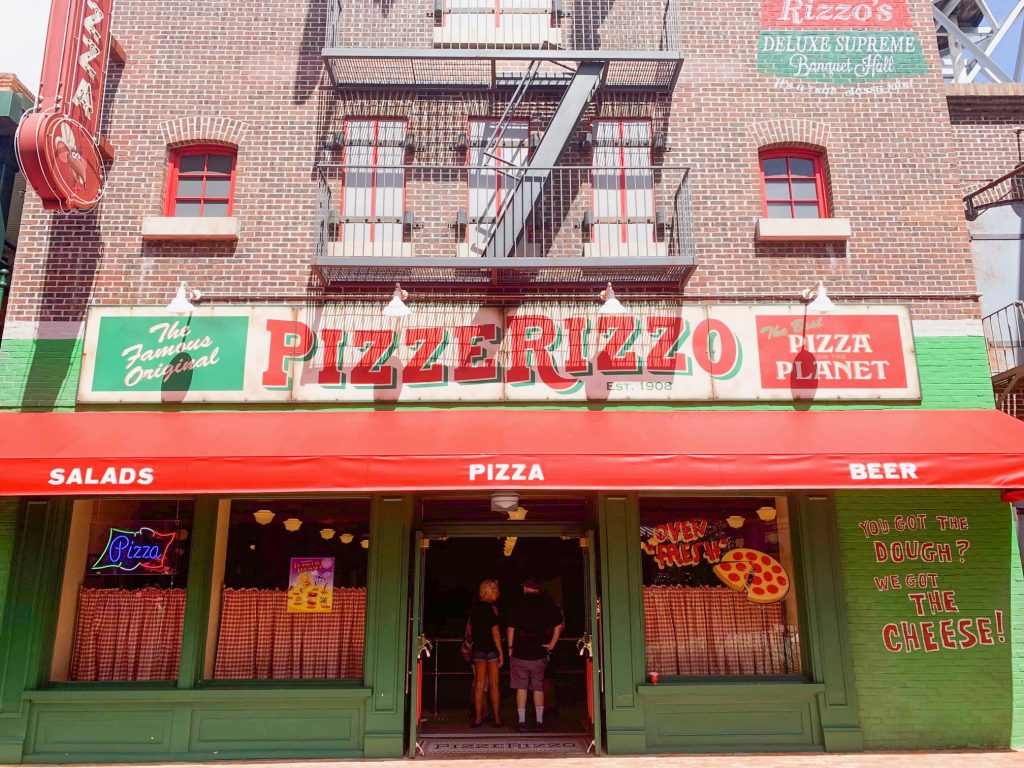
509;656;548;691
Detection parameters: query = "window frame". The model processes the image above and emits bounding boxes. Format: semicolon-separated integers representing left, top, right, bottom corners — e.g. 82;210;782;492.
164;144;238;218
464;116;532;246
339;117;409;245
758;147;829;220
589;117;656;245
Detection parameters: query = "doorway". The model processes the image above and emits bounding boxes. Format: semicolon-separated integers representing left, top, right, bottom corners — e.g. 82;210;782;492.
409;531;600;757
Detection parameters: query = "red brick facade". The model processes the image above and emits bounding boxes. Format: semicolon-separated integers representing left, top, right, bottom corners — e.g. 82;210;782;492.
5;0;983;324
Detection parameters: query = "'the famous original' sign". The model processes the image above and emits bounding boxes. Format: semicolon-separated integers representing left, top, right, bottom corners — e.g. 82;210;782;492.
77;303;920;404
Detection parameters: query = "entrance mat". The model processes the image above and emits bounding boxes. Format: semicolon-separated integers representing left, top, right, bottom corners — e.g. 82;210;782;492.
419;735;593;756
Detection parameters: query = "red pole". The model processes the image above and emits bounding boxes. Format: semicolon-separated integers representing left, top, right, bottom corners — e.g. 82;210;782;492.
586;657;594;724
416;659;423;722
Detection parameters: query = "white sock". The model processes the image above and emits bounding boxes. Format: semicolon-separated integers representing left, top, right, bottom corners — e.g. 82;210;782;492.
536;706;544;723
518;708;526;723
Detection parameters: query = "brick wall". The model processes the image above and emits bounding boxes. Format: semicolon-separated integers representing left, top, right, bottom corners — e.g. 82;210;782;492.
835;490;1024;748
2;0;983;325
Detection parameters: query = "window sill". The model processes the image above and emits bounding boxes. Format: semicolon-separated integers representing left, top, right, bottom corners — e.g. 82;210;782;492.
755;217;851;242
142;216;240;242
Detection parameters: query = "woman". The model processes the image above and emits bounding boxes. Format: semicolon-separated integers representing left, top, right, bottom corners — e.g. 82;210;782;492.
469;579;504;727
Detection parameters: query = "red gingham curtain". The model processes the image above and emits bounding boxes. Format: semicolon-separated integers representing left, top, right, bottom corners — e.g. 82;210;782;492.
214;588;366;680
70;587;187;681
643;586;799;676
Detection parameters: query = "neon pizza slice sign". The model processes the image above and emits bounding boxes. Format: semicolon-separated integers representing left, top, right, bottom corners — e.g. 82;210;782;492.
91;527;177;574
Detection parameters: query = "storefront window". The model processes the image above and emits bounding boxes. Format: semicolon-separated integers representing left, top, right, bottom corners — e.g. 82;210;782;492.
210;499;370;680
640;497;801;677
52;499;194;682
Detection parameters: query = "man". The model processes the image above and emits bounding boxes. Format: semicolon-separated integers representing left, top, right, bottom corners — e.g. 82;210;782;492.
506;577;563;732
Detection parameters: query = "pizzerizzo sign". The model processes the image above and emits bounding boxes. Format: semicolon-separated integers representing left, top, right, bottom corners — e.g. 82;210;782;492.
77;303;920;404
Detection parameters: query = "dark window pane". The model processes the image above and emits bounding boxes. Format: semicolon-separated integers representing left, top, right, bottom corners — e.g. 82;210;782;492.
764;180;790;201
204;201;229;217
794;203;820;218
207;154;234;175
761;158;788;177
179;154;206;174
790;180;819;200
789;158;815;177
766;202;792;218
176;178;204;198
175;201;201;217
205;178;231;198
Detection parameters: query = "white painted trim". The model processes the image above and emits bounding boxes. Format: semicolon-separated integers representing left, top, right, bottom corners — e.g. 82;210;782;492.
3;321;85;340
755;217;851;242
142;216;240;241
912;319;984;337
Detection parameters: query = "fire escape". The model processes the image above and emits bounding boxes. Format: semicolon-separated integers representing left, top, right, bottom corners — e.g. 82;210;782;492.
314;0;690;293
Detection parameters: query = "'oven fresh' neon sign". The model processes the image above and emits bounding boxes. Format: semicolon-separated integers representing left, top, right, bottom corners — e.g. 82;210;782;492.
91;527;177;574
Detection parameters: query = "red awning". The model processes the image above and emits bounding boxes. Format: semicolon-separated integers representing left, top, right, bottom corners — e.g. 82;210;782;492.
0;409;1023;496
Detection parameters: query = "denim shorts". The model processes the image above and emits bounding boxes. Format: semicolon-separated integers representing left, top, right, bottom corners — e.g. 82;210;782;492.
472;650;500;661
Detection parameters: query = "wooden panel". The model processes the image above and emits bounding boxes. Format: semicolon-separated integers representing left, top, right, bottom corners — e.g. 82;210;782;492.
190;707;360;752
28;707;175;754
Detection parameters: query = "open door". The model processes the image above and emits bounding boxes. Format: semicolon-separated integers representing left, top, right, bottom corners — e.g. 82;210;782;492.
581;532;603;754
407;533;430;757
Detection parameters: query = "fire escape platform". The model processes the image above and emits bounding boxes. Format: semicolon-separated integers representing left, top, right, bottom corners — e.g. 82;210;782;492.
322;49;682;91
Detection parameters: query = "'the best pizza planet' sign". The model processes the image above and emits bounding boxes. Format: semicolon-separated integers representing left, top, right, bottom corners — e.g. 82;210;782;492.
77;303;920;404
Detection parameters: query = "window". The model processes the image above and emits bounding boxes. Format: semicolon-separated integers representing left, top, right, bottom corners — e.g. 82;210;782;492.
437;0;557;46
465;118;530;257
590;119;655;255
340;119;407;255
209;499;370;680
165;146;236;217
759;148;827;219
640;497;802;677
51;499;194;682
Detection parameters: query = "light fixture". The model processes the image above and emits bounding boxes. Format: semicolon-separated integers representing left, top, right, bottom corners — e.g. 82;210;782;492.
382;282;411;317
507;506;528;521
166;282;202;315
320;528;336;540
599;282;626;314
491;492;519;514
283;517;302;532
503;536;518;557
756;505;777;522
360;538;370;549
801;280;836;313
726;515;745;529
253;509;275;526
340;532;354;544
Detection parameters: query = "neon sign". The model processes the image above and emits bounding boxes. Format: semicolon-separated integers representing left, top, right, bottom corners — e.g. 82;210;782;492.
91;526;177;574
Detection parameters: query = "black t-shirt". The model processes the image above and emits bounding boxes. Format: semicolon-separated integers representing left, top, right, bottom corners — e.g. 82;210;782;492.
469;602;500;653
508;591;562;660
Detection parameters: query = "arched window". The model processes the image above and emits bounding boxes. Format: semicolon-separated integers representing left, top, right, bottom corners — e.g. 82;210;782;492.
165;145;237;217
759;148;828;219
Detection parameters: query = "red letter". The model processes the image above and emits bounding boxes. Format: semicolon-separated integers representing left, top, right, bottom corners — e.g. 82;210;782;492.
646;316;690;374
318;329;346;386
563;316;591;376
920;621;939;652
977;617;994;645
957;618;978;649
939;619;957;650
350;330;398;387
506;315;577;391
882;623;902;653
693;318;741;378
454;324;501;384
404;326;448;386
596;315;640;374
262;320;314;388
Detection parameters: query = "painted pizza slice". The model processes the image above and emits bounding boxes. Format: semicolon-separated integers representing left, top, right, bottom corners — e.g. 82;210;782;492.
713;548;790;604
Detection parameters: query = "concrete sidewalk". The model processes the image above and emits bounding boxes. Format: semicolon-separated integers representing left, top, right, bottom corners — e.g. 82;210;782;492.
51;753;1024;768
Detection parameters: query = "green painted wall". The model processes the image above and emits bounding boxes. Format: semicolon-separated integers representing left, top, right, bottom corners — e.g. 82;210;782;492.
0;334;994;412
835;490;1024;748
0;501;18;631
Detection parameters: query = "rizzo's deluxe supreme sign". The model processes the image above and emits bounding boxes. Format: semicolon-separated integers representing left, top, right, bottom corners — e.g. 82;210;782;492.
77;303;920;404
16;0;114;210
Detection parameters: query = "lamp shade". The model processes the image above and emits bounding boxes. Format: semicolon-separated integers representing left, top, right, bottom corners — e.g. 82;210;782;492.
807;281;836;313
283;517;302;532
360;539;370;549
165;283;196;315
340;533;354;544
726;515;745;529
382;283;411;317
598;282;626;314
253;509;275;525
320;528;336;540
756;505;778;521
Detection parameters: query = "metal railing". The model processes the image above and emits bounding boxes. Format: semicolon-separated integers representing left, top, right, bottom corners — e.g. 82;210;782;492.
982;300;1024;376
315;163;694;266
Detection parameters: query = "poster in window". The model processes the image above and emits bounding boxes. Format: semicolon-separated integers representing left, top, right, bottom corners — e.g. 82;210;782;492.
287;557;335;613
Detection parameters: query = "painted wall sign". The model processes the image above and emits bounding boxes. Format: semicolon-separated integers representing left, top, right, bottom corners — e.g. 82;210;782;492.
77;303;920;403
288;557;335;613
857;513;1006;653
757;0;926;88
641;519;731;569
15;0;114;210
91;526;176;574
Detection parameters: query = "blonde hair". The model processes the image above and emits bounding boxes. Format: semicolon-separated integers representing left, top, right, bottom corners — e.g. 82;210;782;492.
478;579;499;603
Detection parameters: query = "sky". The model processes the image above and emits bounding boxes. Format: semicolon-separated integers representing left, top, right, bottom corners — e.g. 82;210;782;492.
0;0;1022;91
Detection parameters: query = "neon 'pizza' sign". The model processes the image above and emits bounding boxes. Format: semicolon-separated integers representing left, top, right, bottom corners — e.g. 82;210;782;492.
91;527;177;574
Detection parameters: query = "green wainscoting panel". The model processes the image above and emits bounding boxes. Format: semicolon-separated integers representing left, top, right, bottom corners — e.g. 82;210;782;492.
27;707;176;755
362;495;413;758
639;683;824;751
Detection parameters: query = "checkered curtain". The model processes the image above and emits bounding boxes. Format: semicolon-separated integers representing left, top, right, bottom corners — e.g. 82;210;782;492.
643;586;798;676
70;587;187;681
213;588;366;680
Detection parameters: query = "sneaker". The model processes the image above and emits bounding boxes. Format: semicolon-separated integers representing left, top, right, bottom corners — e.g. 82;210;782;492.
516;721;528;733
532;720;544;733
